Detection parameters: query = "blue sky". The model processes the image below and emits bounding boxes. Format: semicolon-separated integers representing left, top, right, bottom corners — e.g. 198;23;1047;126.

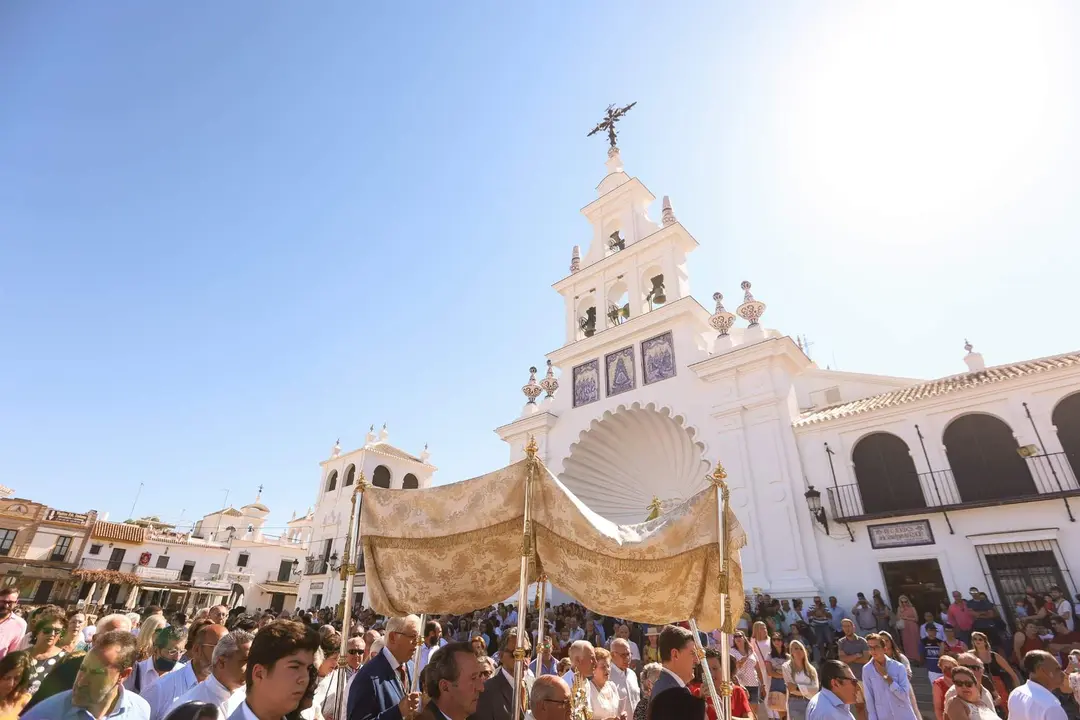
2;2;1078;533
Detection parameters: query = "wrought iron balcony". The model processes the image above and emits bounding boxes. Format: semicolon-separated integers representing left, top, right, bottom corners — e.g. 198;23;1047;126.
826;451;1080;522
305;558;329;575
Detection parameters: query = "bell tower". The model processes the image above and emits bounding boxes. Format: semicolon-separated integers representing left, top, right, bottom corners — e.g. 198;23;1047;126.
557;146;697;345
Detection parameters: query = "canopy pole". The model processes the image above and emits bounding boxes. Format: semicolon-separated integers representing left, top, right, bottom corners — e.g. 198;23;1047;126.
332;472;367;720
410;613;427;693
690;618;722;714
534;573;548;669
511;436;539;719
710;462;733;720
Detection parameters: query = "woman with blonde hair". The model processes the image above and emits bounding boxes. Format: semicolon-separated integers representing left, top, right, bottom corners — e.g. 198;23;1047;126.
136;612;168;661
782;640;818;720
588;647;621;719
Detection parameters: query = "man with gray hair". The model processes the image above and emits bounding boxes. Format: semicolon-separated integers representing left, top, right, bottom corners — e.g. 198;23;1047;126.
609;638;640;715
167;629;253;719
348;614;422;720
530;675;571;720
143;620;228;720
560;640;595;687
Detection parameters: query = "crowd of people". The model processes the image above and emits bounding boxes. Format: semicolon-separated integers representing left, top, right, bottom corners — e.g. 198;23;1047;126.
2;580;1080;720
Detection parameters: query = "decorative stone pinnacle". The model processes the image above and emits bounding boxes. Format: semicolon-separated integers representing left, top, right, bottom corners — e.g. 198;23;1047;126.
522;366;541;404
331;438;341;458
964;339;974;353
709;292;736;337
570;245;581;274
540;359;559;398
661;196;677;227
736;281;767;327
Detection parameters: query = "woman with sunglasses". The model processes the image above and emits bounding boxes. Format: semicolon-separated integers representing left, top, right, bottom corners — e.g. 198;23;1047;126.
970;631;1018;701
24;607;66;697
943;666;998;720
765;633;789;719
895;596;921;664
782;640;817;720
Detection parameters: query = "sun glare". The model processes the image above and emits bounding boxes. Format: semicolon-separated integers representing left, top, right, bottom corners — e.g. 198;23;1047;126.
786;3;1070;231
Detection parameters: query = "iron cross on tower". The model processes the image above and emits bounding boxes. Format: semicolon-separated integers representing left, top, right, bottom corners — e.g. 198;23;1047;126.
587;102;637;148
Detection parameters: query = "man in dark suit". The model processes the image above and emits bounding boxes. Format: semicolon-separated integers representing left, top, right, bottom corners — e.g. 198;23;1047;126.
649;625;696;699
469;629;530;720
348;615;423;720
415;642;484;720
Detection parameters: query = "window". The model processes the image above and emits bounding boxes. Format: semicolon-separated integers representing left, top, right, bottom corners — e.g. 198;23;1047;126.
237;553;249;568
209;563;220;574
89;543;102;555
155;555;169;569
180;561;195;581
311;593;323;609
277;559;293;582
372;465;391;489
851;432;926;515
51;536;72;562
0;529;15;556
322;538;333;560
403;473;419;489
344;464;356;487
326;470;338;492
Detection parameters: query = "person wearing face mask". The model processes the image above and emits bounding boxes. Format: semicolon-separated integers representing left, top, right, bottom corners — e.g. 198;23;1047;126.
144;621;229;720
169;630;253;720
128;626;188;695
22;630;151;719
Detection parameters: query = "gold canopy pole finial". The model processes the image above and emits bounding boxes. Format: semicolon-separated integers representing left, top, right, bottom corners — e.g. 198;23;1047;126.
708;460;733;717
333;470;367;720
525;435;539;460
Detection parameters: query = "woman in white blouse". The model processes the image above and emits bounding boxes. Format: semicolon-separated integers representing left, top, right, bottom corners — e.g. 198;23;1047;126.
782;640;819;720
589;648;625;720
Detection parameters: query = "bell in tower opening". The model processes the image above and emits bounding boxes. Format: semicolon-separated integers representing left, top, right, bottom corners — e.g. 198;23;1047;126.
646;274;666;308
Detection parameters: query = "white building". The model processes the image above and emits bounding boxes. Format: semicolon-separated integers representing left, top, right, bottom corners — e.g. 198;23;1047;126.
494;139;1080;620
76;492;310;614
296;425;435;611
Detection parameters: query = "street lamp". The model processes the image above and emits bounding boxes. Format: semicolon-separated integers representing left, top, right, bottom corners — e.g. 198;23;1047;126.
804;485;829;535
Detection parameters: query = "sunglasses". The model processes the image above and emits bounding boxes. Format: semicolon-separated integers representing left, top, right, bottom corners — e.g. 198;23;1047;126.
953;680;976;688
348;649;364;655
39;627;64;636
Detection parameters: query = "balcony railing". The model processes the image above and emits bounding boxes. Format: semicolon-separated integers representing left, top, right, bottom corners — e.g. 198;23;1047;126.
267;570;301;584
80;558;138;572
305;558;329;575
827;451;1080;522
135;566;180;581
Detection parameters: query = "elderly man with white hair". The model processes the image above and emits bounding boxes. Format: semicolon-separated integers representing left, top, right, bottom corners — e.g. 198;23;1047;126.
347;615;422;720
561;640;596;686
609;638;640;716
167;629;253;719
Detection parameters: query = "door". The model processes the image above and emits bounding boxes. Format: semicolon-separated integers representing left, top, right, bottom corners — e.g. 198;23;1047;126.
33;581;54;604
180;561;195;581
986;550;1069;625
104;584;121;605
270;593;286;613
880;559;948;618
107;548;126;571
277;560;293;582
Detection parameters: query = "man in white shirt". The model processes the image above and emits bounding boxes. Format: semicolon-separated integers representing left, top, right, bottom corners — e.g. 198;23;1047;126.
561;641;595;687
1052;587;1075;632
145;622;228;720
168;629;252;719
608;639;640;716
1009;650;1067;720
609;625;640;671
417;620;449;675
566;618;585;644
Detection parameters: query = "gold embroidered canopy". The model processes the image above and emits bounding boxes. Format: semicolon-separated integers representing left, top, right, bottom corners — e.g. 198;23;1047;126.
359;457;745;630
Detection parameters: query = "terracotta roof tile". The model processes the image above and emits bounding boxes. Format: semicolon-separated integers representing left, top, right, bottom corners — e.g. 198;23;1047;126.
795;351;1080;427
91;521;146;543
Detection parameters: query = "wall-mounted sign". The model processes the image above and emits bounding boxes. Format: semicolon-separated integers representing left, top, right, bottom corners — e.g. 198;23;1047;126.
868;520;935;549
309;582;324;590
45;509;89;525
193;579;231;591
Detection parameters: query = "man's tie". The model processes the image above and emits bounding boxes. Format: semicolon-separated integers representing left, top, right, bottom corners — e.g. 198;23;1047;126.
397;664;409;692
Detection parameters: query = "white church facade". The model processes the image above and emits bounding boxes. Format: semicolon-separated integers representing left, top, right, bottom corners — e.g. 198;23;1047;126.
493;141;1080;620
